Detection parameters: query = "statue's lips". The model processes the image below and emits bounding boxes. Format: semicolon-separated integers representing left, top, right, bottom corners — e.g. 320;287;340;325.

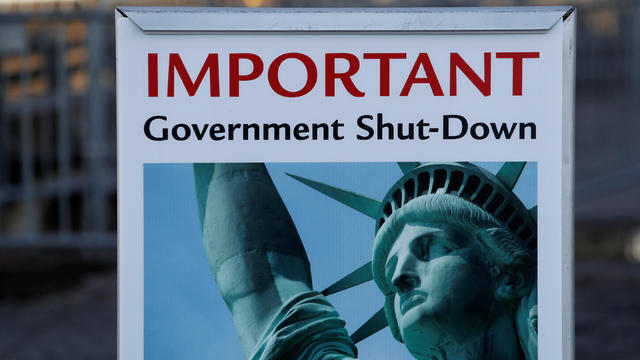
400;292;427;315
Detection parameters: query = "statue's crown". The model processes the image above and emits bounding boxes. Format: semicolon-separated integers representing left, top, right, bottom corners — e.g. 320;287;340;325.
287;162;537;344
376;162;536;246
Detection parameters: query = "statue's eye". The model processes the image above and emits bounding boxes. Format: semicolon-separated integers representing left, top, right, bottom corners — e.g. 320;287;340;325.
413;238;430;261
429;242;452;259
413;237;453;262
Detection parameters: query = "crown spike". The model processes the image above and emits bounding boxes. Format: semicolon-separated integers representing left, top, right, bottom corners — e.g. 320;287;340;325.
286;173;381;219
496;162;526;190
351;307;388;344
321;261;373;296
397;162;421;174
528;206;537;222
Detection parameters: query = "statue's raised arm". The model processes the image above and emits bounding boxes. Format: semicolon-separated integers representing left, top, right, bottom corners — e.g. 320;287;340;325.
194;163;357;360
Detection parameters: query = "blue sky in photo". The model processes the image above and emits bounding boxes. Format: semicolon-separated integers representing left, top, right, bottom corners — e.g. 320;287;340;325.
143;162;537;360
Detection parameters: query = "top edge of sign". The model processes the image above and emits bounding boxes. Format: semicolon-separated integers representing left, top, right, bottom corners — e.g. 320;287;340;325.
116;6;575;33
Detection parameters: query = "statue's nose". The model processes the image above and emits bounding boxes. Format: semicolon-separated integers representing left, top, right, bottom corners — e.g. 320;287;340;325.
392;272;420;295
391;254;420;294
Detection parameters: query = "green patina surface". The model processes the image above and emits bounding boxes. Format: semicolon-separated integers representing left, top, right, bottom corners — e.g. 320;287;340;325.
195;162;537;360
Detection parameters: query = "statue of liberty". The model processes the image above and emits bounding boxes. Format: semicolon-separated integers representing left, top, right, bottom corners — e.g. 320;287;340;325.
194;162;538;360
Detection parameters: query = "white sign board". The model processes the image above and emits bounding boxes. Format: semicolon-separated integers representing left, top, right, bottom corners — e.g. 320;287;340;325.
116;7;575;360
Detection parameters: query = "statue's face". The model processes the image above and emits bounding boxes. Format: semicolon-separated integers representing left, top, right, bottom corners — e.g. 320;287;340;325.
385;223;497;358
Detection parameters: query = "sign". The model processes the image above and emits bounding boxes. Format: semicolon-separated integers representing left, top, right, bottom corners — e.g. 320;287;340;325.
116;7;575;360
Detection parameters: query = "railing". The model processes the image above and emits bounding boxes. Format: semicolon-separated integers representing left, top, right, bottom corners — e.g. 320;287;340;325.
0;12;115;247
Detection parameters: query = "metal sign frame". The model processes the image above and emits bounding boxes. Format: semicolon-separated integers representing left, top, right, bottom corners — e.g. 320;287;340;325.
116;6;575;360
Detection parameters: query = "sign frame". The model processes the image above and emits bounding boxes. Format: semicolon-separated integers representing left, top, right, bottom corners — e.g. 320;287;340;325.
116;6;575;360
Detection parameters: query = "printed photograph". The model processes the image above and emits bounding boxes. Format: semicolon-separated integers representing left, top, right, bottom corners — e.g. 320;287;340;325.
144;162;537;360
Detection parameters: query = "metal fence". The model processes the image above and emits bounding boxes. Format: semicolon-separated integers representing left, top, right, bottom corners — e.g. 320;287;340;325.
0;12;115;248
576;1;640;97
0;0;639;249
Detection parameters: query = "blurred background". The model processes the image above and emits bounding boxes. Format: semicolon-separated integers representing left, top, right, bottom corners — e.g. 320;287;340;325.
0;0;638;359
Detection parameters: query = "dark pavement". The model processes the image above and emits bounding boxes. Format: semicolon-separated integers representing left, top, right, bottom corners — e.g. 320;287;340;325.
0;259;638;359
